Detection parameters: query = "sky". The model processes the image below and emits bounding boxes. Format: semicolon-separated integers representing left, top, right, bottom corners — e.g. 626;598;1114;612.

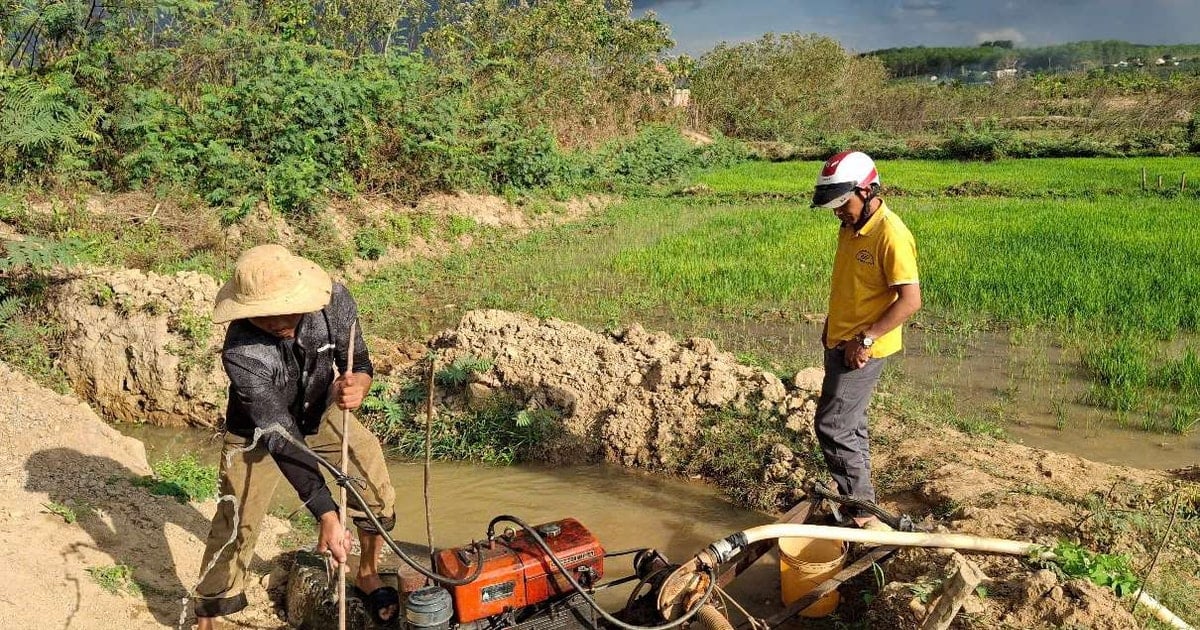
632;0;1200;55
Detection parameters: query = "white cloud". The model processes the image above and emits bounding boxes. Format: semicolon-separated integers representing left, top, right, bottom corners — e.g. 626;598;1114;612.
974;27;1026;44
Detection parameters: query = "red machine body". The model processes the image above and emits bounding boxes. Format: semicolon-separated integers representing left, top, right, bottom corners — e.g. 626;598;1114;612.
434;518;605;623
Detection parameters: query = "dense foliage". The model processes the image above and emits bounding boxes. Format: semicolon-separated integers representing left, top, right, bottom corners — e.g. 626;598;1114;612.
0;0;732;217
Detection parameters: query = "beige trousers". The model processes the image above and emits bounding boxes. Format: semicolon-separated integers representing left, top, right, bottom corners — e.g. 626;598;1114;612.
193;406;395;617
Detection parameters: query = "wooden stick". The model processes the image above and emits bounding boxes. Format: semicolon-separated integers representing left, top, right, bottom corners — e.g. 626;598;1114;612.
919;553;987;630
1131;492;1182;614
424;353;437;565
338;321;356;630
1159;175;1164;189
1142;167;1147;190
1182;173;1188;191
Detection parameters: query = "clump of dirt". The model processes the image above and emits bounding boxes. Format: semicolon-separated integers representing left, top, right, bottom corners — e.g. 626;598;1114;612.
0;361;290;629
428;310;821;473
47;267;227;427
943;180;1012;197
866;550;1140;629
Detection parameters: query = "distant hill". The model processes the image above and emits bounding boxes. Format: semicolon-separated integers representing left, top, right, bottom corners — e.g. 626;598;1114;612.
865;40;1200;78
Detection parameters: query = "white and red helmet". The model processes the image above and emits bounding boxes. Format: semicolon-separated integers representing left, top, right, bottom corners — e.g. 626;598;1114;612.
811;150;880;208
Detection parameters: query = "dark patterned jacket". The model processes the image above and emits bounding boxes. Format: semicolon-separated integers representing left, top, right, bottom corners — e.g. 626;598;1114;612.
221;282;373;518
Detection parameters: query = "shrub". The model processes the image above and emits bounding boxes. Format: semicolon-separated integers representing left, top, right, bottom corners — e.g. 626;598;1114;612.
354;228;388;260
943;120;1020;160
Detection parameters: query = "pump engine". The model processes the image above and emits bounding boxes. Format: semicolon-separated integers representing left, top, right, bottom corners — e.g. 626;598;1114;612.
406;518;607;630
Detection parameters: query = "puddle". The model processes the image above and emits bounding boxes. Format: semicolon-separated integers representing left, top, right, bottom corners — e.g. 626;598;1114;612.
651;316;1198;470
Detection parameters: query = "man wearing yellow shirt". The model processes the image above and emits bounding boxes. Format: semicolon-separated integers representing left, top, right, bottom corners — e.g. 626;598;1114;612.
810;151;922;530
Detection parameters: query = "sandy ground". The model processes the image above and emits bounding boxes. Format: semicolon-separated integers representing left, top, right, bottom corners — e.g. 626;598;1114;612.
0;363;289;629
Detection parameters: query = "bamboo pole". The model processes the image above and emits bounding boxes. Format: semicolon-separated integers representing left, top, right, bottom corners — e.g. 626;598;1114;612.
338;321;357;630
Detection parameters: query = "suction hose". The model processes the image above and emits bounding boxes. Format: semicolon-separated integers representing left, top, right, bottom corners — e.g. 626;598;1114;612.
248;426;484;586
693;605;734;630
693;524;1194;630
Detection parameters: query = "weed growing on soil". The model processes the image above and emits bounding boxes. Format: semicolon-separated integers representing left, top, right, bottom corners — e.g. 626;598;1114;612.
86;564;141;596
1044;540;1140;597
42;500;78;524
270;506;318;550
364;383;558;465
0;236;80;392
436;355;495;389
674;404;821;511
134;454;218;502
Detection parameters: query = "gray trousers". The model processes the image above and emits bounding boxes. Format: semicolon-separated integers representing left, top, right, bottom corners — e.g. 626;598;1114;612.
814;348;887;515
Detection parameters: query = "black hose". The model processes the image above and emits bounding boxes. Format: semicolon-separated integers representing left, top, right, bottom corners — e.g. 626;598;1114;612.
489;515;720;630
326;461;486;586
265;427;484;587
807;483;911;530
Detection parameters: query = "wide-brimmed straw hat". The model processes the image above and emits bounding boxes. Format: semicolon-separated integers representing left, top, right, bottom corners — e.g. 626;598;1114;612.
212;244;332;324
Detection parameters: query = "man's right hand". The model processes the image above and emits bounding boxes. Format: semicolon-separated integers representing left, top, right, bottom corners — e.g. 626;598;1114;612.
316;511;353;568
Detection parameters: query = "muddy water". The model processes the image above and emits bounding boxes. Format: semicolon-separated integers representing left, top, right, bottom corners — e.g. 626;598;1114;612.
892;327;1199;470
668;316;1198;470
117;424;784;613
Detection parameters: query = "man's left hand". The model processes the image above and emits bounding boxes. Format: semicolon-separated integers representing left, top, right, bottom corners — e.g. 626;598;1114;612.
334;372;371;410
842;338;871;369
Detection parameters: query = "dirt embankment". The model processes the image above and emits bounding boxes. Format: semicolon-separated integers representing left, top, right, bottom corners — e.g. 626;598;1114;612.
20;239;1200;630
32;193;610;429
0;362;291;629
48;268;226;427
430;309;819;469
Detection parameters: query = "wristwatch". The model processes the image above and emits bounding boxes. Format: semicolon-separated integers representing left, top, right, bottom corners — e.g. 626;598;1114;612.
858;333;875;349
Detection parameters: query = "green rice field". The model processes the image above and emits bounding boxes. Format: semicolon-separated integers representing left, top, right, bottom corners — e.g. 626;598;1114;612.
356;157;1200;437
698;157;1200;197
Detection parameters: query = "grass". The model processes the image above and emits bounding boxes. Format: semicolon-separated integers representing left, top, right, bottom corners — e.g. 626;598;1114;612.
352;156;1200;434
42;500;80;524
86;564;141;596
361;381;560;466
270;505;318;550
133;454;219;502
698;157;1200;198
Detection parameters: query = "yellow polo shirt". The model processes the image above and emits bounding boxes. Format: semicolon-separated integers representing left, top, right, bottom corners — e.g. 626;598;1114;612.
825;203;919;358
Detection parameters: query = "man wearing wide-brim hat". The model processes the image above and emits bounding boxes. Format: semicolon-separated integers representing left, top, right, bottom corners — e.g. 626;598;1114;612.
194;244;398;628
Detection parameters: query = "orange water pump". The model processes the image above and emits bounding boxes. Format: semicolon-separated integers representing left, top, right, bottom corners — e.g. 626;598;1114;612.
433;518;606;624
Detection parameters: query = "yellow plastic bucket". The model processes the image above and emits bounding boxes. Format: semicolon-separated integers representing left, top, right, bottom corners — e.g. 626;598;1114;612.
778;537;846;618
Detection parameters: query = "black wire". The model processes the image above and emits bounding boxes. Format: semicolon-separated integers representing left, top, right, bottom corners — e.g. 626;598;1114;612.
489;515;720;630
807;482;907;530
605;548;652;558
590;574;644;592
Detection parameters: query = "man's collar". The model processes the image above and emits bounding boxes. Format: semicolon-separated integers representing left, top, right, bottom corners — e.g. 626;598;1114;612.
292;313;311;349
853;201;887;236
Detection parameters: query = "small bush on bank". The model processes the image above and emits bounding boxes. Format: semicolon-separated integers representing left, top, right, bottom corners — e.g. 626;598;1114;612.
134;454;218;502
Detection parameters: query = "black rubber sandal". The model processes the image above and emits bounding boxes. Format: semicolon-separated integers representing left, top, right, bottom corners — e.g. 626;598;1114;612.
355;585;400;624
